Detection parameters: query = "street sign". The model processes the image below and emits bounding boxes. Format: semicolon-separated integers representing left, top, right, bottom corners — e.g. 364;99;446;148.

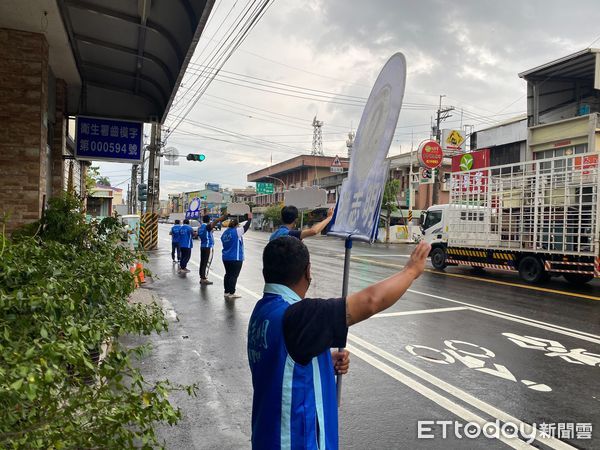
284;186;327;209
442;129;465;152
185;197;201;219
256;182;274;195
329;53;406;242
417;140;443;169
420;167;435;184
75;116;143;163
330;155;344;173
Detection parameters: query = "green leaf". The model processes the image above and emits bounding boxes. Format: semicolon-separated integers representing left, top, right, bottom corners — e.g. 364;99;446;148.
10;378;23;390
40;327;48;339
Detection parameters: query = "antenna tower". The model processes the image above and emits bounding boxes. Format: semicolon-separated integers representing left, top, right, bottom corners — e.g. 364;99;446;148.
346;130;355;159
311;116;324;156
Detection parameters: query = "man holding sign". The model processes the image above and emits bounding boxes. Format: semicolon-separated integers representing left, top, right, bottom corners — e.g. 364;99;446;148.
269;206;334;241
247;237;430;449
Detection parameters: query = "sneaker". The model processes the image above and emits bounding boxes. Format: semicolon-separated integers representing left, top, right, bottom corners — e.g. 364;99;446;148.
228;293;242;299
200;279;213;285
182;268;190;273
224;293;231;299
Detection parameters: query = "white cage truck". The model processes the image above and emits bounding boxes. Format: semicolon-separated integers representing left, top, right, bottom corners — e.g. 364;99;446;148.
421;153;600;285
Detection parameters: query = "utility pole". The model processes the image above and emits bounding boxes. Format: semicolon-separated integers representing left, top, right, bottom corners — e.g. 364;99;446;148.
147;122;161;214
432;95;454;206
143;122;161;250
130;164;138;214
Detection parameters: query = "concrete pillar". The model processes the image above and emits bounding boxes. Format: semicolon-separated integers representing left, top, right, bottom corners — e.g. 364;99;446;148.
51;78;68;196
0;28;49;233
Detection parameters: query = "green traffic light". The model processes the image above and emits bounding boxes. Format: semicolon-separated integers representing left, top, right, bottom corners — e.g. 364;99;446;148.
186;153;206;162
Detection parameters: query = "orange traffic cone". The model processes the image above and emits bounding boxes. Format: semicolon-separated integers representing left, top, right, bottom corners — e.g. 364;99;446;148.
135;262;145;284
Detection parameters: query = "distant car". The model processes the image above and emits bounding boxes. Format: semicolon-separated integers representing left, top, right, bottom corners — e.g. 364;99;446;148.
190;219;200;238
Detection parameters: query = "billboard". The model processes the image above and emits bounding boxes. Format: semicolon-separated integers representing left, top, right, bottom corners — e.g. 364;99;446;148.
451;149;490;194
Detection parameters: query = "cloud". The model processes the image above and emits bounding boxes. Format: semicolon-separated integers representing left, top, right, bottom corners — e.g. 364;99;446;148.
95;0;600;199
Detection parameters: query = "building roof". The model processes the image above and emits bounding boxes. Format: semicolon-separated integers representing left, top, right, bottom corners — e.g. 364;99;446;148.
0;0;214;123
518;48;600;81
247;154;349;182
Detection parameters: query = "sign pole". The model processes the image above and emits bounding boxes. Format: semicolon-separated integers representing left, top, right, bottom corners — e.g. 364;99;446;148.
337;236;352;406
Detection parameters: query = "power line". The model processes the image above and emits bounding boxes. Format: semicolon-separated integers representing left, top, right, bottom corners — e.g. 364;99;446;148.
166;0;274;138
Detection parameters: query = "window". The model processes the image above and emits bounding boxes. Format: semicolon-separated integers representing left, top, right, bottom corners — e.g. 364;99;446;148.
423;210;442;230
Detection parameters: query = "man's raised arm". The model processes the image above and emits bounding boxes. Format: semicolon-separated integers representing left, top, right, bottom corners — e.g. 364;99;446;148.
345;241;431;326
300;208;334;239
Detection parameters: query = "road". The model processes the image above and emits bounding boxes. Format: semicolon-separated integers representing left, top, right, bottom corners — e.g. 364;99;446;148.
129;224;600;449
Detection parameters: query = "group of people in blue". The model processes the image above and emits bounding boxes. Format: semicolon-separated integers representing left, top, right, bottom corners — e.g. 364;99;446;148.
171;204;431;448
170;211;252;298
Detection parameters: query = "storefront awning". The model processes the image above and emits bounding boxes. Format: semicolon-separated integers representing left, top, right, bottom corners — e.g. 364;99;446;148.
58;0;214;123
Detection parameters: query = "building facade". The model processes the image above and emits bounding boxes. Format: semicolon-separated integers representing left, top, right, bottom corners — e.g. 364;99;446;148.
247;154;349;206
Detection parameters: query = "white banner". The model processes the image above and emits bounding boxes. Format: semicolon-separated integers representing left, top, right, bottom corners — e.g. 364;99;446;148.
329;53;407;242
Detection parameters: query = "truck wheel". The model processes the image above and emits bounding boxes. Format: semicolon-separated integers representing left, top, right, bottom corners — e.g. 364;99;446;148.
430;247;447;270
518;256;545;284
563;273;594;285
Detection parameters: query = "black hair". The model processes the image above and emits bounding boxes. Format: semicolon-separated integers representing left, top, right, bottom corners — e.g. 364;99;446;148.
202;215;210;223
263;236;310;286
281;205;299;225
174;219;180;224
183;218;190;224
228;218;239;228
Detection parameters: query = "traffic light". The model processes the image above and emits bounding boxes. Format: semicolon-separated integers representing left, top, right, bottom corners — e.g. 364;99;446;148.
186;153;206;162
138;183;148;202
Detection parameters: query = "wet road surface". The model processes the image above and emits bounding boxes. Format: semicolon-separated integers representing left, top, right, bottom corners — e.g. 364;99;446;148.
129;224;600;449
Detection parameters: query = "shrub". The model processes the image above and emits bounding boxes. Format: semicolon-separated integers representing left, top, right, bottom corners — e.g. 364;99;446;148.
0;195;193;449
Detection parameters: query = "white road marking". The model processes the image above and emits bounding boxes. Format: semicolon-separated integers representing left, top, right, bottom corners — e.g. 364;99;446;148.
346;344;535;450
374;306;468;318
407;289;600;345
348;335;575;450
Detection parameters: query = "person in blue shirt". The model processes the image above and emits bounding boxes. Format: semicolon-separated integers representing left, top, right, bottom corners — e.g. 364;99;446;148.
221;213;252;299
169;219;181;263
178;218;194;273
247;237;430;449
269;205;334;241
198;212;227;285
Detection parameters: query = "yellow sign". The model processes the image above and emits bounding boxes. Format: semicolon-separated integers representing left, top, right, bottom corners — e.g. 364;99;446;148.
445;129;465;147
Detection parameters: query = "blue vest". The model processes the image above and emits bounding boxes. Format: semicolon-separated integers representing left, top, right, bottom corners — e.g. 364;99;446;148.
171;224;181;243
269;225;291;242
179;224;194;249
248;284;339;450
198;223;214;248
221;227;244;261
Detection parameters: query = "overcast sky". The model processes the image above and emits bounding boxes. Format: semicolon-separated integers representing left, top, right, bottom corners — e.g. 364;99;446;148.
96;0;600;199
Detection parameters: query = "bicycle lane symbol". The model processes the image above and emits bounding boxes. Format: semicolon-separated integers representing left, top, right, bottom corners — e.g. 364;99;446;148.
405;340;553;392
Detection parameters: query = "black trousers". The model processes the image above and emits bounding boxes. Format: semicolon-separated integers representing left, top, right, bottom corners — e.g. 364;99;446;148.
180;247;192;269
223;260;243;294
199;247;212;278
171;242;181;261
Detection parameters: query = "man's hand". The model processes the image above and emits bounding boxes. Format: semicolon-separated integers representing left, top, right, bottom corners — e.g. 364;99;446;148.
326;207;334;218
403;241;431;279
331;349;350;375
247;212;253;219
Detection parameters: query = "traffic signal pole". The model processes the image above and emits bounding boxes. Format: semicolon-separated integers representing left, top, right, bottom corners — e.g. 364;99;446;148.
142;122;161;250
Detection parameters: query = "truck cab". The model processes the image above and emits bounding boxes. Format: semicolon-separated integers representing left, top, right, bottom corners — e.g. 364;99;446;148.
420;204;449;246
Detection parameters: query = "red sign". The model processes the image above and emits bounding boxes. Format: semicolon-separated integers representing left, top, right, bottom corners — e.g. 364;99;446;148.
574;154;598;175
451;148;490;194
418;140;443;169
